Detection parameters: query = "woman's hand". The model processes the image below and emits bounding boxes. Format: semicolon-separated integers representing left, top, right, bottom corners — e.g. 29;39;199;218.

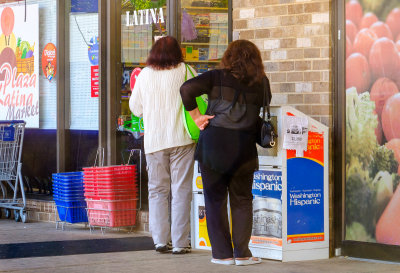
194;114;214;130
188;108;214;130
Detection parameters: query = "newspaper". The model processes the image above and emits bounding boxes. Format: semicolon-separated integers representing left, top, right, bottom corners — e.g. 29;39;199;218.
282;116;309;157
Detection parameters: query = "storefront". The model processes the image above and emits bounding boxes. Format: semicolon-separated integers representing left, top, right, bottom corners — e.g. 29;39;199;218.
1;0;399;262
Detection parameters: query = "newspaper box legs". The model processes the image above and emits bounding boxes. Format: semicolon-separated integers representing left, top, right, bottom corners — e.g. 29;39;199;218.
190;106;330;262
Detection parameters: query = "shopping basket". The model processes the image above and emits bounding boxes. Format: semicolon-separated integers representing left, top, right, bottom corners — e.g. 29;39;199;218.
0;120;27;222
83;164;138;228
52;172;88;229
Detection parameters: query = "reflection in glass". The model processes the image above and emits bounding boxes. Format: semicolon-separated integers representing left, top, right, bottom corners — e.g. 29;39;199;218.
179;0;228;73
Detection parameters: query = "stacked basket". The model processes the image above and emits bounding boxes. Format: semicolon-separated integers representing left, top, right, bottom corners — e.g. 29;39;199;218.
83;165;138;227
52;172;88;224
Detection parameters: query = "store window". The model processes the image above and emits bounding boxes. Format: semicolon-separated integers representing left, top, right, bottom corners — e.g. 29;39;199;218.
9;0;99;197
64;0;99;172
345;0;400;245
69;0;99;131
0;0;58;196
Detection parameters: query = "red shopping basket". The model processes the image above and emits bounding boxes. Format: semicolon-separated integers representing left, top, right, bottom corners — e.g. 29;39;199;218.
84;191;138;200
87;209;137;227
83;165;136;176
83;164;139;227
86;199;138;211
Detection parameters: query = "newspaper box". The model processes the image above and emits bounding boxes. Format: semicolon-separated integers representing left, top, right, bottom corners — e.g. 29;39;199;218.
190;106;330;262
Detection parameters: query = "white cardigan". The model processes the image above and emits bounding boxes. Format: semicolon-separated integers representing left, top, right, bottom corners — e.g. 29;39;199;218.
129;62;196;154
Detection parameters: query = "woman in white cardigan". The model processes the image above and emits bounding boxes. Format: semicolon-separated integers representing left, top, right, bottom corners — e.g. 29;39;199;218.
129;36;196;254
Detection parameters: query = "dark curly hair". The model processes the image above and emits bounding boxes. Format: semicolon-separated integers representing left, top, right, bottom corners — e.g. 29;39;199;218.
146;36;184;70
220;40;265;86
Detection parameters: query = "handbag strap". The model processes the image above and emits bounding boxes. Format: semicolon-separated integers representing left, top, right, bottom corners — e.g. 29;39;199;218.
185;63;195;81
262;76;271;121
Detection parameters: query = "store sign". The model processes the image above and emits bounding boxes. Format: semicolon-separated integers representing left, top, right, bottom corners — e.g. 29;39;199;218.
41;43;56;82
0;5;39;128
125;8;165;26
91;65;99;97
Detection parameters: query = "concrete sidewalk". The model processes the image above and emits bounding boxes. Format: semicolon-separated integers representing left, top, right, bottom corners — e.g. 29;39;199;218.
1;220;400;272
0;219;144;245
1;250;400;273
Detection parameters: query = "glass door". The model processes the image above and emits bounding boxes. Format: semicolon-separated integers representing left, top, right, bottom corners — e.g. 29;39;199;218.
118;0;168;209
118;0;167;154
120;0;167;131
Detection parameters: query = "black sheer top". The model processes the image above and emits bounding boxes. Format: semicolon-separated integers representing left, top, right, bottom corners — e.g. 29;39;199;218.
180;69;271;175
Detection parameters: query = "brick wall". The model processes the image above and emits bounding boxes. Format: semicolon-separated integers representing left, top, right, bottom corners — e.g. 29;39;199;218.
233;0;334;255
22;200;149;233
232;0;332;127
26;200;57;222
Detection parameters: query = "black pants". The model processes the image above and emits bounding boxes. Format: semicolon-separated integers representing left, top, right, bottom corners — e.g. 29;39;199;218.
200;163;254;259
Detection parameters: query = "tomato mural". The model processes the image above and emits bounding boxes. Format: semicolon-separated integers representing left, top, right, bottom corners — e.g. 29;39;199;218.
345;0;400;246
359;12;378;29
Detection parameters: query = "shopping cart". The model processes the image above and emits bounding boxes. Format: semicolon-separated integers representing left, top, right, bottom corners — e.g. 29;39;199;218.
0;120;27;222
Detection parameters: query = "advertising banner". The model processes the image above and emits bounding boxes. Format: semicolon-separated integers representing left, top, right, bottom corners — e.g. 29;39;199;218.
91;65;99;97
42;43;56;82
250;169;283;249
0;5;39;127
345;0;400;245
286;132;324;244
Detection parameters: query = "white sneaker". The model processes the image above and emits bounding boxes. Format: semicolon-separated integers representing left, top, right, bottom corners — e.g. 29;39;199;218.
172;247;191;254
211;258;235;265
155;242;172;253
235;257;262;266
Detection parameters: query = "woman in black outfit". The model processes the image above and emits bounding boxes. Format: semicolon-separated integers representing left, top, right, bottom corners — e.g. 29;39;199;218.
180;40;271;266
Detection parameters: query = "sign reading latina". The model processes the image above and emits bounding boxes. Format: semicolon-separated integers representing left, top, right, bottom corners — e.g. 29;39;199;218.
125;8;164;26
0;5;39;128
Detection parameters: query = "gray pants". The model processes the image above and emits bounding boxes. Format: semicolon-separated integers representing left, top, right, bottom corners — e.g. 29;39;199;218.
146;144;195;248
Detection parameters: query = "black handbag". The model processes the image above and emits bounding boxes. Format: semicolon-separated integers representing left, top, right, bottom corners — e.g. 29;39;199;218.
259;77;276;148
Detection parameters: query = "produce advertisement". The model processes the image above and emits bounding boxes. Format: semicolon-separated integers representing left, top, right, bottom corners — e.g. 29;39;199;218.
345;0;400;245
0;5;39;127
